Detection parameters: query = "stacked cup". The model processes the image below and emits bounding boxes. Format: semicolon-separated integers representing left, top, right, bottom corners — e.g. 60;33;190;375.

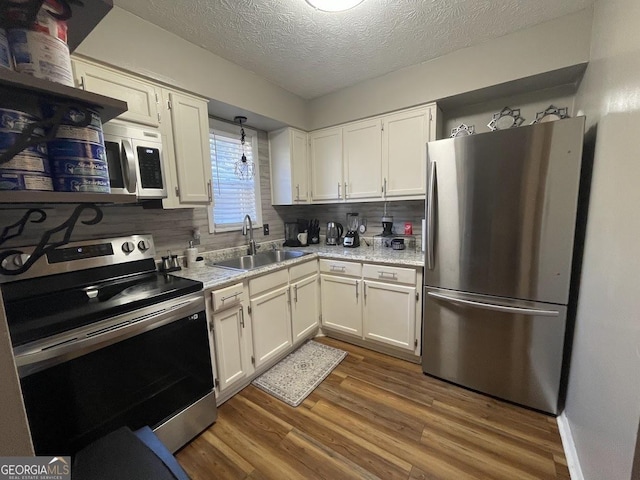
0;107;53;191
6;0;74;86
47;106;110;193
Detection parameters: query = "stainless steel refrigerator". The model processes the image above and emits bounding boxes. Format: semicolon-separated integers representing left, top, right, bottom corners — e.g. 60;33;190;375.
422;116;585;414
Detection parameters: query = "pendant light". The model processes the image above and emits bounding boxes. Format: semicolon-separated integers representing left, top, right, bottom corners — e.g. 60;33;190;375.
305;0;365;12
233;116;255;180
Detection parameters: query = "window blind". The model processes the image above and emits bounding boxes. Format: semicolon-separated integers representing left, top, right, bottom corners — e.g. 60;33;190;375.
210;130;258;229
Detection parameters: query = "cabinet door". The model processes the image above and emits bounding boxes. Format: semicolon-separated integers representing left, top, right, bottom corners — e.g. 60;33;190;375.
310;127;343;202
165;91;212;205
73;59;160;127
343;118;382;200
320;274;362;336
291;275;319;344
382;107;431;197
363;280;416;351
250;285;293;369
212;306;249;392
291;129;309;203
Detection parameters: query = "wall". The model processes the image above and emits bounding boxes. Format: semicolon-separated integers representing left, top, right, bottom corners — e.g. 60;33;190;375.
75;7;308;131
567;0;640;479
0;130;283;261
308;9;592;130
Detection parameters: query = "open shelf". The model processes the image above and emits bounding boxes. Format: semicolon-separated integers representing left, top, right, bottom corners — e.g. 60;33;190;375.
0;69;127;123
0;191;137;204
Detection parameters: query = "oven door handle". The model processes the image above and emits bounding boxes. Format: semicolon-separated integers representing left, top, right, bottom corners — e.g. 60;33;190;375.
14;293;205;377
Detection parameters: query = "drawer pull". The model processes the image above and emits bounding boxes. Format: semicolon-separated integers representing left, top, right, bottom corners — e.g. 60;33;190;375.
378;271;398;279
221;292;241;302
330;265;346;272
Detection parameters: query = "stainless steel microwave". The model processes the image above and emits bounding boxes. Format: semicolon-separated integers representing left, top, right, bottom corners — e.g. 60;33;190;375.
103;121;167;199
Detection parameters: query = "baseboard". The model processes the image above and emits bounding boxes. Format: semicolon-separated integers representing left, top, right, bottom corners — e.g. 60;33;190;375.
557;412;584;480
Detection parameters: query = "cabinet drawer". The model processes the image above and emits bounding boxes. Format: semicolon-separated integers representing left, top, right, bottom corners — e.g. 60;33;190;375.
319;259;361;277
249;269;289;297
289;259;318;282
211;283;244;311
363;264;416;284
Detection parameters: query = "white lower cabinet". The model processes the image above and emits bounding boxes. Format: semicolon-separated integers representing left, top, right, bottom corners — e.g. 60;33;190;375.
320;274;362;336
250;284;293;369
291;274;320;345
207;283;253;402
211;306;250;391
363;280;416;351
320;260;422;357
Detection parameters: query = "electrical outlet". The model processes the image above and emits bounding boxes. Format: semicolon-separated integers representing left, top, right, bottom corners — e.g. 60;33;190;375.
263;224;269;235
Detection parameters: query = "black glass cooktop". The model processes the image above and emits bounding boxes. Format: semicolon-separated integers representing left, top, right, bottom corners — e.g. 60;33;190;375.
2;271;203;347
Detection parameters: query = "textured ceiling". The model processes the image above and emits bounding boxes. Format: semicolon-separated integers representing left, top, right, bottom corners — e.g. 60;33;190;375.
113;0;593;100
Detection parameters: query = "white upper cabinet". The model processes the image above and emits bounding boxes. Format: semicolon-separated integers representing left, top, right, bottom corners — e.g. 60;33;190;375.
342;118;383;201
269;127;309;205
310;127;343;202
160;89;212;208
72;57;160;128
382;105;436;198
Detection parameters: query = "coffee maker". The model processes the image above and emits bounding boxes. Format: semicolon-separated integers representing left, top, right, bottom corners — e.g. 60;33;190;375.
343;213;360;248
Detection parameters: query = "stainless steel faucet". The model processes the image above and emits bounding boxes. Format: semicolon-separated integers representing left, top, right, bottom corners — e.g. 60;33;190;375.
242;215;257;255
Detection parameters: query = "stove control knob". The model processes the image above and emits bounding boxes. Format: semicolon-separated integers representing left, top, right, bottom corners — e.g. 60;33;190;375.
137;240;151;251
122;241;135;254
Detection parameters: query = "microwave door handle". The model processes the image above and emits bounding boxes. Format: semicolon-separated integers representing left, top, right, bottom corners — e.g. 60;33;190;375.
121;139;137;194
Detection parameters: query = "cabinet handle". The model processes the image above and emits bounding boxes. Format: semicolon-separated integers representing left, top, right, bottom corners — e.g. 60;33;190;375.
383;178;387;197
207;180;213;203
296;184;300;201
337;182;341;199
330;265;346;272
287;289;291;305
344;182;348;198
221;292;241;303
294;285;298;303
78;75;86;90
175;186;180;198
355;280;359;301
363;282;367;302
378;271;398;279
239;307;245;328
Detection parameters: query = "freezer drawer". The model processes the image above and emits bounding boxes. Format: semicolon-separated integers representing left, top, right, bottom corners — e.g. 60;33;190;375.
422;287;567;414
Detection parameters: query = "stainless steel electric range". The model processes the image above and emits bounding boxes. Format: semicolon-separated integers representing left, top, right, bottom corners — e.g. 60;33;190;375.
0;234;217;455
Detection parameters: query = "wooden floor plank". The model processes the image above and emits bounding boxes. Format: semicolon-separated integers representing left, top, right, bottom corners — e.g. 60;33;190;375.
177;338;570;480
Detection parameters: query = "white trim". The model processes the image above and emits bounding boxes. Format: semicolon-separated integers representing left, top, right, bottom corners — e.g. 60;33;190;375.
557;412;584;480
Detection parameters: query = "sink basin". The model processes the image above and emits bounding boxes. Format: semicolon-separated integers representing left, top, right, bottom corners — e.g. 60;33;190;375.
210;250;311;271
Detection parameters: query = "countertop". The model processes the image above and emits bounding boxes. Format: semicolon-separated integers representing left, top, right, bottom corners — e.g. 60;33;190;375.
173;243;424;290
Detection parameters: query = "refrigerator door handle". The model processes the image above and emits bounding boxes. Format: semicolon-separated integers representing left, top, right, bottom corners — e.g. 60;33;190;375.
426;161;436;270
427;292;560;317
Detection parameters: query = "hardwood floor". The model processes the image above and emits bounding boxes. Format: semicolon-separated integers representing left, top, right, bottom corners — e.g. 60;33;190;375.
176;337;570;479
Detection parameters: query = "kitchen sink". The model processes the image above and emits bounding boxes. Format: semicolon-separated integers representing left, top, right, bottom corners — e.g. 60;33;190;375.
210;250;311;271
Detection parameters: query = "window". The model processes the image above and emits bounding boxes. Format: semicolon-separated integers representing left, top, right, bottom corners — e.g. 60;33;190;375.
208;119;262;233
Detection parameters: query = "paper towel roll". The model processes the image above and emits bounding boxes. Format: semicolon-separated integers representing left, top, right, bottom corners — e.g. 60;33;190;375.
185;247;198;268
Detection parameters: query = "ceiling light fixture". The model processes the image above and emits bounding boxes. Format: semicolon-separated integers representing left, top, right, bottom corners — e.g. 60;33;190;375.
305;0;365;12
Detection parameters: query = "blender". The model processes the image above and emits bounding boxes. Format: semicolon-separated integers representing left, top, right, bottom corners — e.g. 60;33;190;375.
343;212;360;247
381;202;393;236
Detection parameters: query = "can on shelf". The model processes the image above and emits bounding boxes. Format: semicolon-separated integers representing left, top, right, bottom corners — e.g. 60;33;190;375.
51;158;109;178
0;170;53;191
47;140;106;161
1;152;51;175
53;175;110;193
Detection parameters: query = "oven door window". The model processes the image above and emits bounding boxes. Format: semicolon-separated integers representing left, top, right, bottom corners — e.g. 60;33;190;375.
20;312;213;456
